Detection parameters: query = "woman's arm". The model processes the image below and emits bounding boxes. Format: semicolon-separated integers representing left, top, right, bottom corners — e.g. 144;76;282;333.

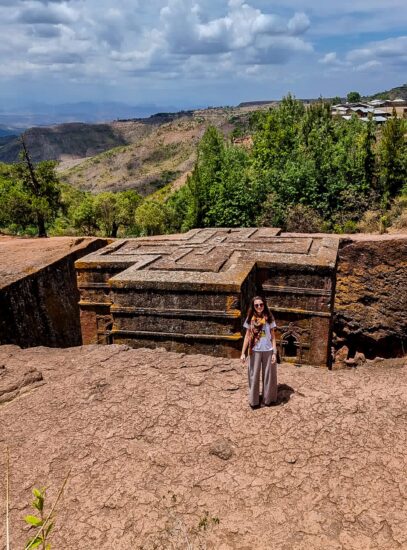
241;329;250;363
271;328;277;362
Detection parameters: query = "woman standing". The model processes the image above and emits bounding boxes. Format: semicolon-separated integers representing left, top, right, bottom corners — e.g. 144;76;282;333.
241;296;278;408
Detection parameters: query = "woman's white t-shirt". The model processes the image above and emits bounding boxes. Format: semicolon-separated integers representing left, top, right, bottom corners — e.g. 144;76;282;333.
243;317;277;352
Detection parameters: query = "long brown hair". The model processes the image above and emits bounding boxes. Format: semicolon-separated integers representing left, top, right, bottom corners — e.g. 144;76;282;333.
246;295;274;323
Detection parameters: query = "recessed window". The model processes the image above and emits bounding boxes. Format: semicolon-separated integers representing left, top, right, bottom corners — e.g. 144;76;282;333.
284;335;298;357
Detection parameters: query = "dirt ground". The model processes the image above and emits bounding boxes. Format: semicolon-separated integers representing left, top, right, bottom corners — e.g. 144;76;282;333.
0;344;406;549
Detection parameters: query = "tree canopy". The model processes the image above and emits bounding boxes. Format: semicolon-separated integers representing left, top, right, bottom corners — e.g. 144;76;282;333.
1;97;406;238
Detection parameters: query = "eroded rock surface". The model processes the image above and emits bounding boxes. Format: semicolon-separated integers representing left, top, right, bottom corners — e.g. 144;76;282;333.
334;237;407;358
0;344;406;549
0;237;108;348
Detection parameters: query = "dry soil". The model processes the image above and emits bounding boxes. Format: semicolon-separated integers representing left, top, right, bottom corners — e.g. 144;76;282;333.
0;345;406;549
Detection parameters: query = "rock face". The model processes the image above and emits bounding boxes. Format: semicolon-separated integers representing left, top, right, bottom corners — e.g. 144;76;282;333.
0;344;406;549
0;237;108;348
1;232;406;364
76;228;339;367
0;345;44;404
334;237;407;358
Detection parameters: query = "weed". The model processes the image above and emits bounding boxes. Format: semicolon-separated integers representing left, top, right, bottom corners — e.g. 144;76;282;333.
24;470;70;550
24;487;54;550
198;510;220;531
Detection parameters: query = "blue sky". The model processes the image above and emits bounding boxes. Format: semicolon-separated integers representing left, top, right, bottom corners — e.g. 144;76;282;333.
1;0;406;109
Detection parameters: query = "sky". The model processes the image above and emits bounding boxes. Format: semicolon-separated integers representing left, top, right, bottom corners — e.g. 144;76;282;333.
1;0;406;110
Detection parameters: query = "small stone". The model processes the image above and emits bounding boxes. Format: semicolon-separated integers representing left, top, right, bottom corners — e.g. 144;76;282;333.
335;346;349;362
354;352;366;366
372;356;385;363
285;455;297;464
209;439;234;461
345;358;356;367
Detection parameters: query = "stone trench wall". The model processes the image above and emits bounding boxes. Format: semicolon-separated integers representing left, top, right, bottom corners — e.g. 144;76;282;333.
333;237;407;360
1;234;406;361
0;239;107;348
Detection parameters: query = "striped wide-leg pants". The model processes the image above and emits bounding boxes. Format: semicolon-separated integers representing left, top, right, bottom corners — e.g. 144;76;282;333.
248;351;277;406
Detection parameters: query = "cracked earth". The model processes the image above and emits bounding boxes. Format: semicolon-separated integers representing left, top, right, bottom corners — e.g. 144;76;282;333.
0;344;406;549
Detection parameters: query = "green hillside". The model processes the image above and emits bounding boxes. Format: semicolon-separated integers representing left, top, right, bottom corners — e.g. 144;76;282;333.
58;109;242;195
368;83;407;101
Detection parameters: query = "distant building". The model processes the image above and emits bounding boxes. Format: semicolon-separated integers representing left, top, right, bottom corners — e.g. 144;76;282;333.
331;99;407;122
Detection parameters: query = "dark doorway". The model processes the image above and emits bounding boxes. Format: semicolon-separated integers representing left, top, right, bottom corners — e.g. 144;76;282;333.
284;334;298;357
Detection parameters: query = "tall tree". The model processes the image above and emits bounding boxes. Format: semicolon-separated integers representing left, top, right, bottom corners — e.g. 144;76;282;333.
134;199;171;236
185;126;225;227
93;190;142;237
378;112;407;204
252;94;304;173
347;91;361;103
12;136;61;237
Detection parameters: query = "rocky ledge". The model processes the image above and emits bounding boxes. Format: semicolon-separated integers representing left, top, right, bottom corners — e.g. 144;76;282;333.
0;344;406;549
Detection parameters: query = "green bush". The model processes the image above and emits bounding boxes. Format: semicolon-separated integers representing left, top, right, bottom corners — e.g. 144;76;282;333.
285;204;325;233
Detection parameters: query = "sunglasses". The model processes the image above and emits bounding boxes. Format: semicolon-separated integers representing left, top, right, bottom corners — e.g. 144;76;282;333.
254;303;264;308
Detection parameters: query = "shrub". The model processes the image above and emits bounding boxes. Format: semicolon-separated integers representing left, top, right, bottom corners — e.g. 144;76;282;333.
394;210;407;229
256;192;287;228
391;196;407;229
285;204;325;233
357;210;381;233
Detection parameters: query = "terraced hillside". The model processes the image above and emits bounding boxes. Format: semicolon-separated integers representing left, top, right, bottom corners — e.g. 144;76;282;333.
58;108;251;195
0;104;264;194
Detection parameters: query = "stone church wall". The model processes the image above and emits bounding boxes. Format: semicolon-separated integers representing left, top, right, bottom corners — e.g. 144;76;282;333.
334;236;407;359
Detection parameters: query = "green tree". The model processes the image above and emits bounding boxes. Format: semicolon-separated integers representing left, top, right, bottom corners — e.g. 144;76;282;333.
166;183;194;232
185;126;225;228
93;192;119;237
205;146;259;227
256;191;288;228
362;115;377;188
285;204;325;233
134;199;171;236
68;189;141;237
11;138;61;237
378;113;407;204
347;91;361;103
252;94;304;173
115;189;142;233
92;190;141;237
71;194;98;235
0;176;34;233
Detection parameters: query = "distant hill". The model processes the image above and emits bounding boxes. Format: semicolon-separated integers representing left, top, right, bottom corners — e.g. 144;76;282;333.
0;111;200;165
0;106;254;195
0;124;21;140
0;101;182;128
0;128;17;138
368;83;407;101
58;108;243;196
0;122;130;164
0;135;16;148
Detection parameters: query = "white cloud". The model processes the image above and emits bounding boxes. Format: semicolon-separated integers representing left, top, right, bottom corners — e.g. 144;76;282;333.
0;0;404;107
319;52;349;67
15;2;78;24
319;36;407;74
353;60;382;72
159;0;310;55
287;12;310;35
347;36;407;63
0;0;312;86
